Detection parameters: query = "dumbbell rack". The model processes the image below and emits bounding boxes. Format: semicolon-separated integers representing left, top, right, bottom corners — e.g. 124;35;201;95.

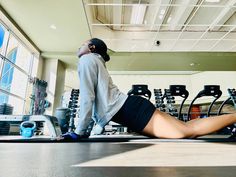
154;89;165;112
154;88;177;116
29;77;48;115
164;89;178;117
154;85;189;120
68;89;79;132
225;88;236;137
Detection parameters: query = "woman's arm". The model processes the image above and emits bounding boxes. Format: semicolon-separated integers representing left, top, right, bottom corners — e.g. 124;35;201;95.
74;57;98;136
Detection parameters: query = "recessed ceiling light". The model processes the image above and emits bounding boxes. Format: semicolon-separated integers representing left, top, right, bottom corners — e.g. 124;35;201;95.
190;63;200;66
50;24;57;30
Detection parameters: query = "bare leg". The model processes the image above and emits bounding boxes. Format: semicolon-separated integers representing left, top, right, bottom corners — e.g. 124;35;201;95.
142;110;236;139
142;110;195;138
184;114;236;136
186;118;201;126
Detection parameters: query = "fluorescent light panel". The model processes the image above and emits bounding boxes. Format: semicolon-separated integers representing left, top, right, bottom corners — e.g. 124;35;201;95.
205;0;220;2
130;4;147;24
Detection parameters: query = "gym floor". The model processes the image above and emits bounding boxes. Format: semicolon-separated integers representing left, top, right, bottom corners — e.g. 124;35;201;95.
1;136;236;177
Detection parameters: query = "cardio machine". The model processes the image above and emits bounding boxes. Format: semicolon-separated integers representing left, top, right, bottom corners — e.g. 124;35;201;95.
128;84;152;100
187;85;222;121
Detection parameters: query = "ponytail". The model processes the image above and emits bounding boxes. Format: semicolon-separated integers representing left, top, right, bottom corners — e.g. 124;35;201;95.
102;53;110;62
89;38;110;62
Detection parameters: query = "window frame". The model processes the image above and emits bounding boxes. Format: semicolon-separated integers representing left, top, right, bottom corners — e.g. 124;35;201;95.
0;20;39;114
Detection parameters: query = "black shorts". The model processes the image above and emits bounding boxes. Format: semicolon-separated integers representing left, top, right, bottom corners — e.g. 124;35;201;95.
111;95;156;133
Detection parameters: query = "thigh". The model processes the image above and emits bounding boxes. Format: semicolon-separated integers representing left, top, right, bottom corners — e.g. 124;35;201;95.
142;110;194;138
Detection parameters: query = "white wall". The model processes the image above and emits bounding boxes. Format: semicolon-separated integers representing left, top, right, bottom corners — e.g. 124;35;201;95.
42;59;59;115
36;56;44;79
64;69;79;91
191;71;236;103
111;71;236;104
54;60;66;110
63;70;236;104
110;74;192;104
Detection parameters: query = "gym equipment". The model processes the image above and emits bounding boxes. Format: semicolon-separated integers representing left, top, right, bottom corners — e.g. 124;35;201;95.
0;103;13;135
228;88;236;109
29;77;49;115
187;85;222;121
217;98;231;116
169;85;189;120
0;103;13;114
217;88;236;115
55;107;70;134
60;88;95;135
20;121;36;138
224;88;236;138
68;89;79;132
0;115;61;138
153;89;165;112
128;85;152;100
156;85;189;119
163;88;178;116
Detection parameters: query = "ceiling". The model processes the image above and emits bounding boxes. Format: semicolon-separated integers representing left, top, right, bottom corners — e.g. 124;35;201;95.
0;0;91;53
85;0;236;52
0;0;236;71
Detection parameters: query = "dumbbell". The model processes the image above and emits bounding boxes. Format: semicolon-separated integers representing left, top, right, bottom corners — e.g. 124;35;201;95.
69;100;78;104
68;103;78;107
70;97;78;100
167;100;175;104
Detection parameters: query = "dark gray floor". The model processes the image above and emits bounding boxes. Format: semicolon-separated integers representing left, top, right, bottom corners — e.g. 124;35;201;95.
1;143;236;177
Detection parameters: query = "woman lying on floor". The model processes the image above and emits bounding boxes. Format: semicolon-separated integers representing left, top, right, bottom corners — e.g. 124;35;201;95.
62;38;236;141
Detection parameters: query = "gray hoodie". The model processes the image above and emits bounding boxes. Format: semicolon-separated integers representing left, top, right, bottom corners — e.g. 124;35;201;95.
74;53;128;136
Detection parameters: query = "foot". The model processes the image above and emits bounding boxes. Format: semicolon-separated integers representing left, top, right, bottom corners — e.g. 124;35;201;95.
61;132;80;141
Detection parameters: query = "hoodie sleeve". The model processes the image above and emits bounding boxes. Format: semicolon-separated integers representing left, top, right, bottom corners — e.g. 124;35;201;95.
74;56;98;136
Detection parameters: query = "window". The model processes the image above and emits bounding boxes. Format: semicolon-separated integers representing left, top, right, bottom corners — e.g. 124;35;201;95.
6;34;31;72
1;48;17;88
0;59;29;111
0;25;5;53
0;92;9;104
0;92;24;114
12;68;28;98
0;24;9;56
0;47;18;103
0;24;9;72
0;21;39;114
